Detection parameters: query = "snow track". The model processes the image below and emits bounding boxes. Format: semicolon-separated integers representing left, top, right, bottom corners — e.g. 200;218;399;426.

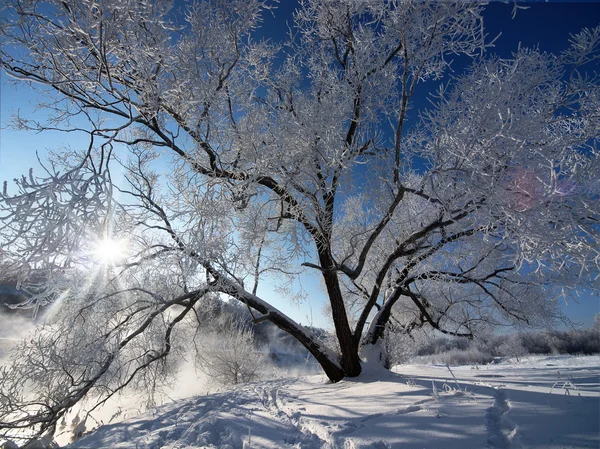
485;387;518;449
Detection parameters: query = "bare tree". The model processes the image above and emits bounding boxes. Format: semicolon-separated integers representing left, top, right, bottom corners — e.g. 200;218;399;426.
0;0;598;442
193;316;269;387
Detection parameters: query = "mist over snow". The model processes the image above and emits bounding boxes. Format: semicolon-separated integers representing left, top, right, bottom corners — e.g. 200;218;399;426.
0;298;325;447
0;314;33;362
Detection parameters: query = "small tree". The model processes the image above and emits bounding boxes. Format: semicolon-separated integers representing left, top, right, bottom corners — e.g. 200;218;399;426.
380;326;426;369
0;0;598;442
194;317;269;387
496;334;528;362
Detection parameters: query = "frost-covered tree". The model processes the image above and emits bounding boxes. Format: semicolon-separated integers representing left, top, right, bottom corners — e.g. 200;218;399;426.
0;0;599;442
193;317;269;387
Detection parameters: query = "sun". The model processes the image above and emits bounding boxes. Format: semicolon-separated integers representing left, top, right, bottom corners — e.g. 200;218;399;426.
93;237;128;265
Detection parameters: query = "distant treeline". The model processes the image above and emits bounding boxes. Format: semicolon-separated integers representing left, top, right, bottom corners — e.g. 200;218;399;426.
410;322;600;366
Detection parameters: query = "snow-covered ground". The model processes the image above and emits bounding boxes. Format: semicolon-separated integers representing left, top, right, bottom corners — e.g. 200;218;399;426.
65;355;599;449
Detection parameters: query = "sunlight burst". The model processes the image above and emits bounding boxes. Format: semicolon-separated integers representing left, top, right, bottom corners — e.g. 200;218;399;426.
93;237;128;265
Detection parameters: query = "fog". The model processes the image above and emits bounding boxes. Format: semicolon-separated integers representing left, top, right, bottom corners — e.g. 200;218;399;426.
51;359;215;446
0;312;35;364
0;307;212;446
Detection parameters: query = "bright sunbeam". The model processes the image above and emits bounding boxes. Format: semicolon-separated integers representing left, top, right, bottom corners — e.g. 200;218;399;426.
93;237;128;265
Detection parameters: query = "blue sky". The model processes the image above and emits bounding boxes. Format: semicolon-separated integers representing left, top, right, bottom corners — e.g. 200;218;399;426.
1;0;599;329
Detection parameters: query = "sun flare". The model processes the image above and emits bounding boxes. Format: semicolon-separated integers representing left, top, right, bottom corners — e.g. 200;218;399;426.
93;237;128;265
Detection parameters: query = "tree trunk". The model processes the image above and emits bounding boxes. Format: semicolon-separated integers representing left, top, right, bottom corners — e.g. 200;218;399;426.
319;252;362;377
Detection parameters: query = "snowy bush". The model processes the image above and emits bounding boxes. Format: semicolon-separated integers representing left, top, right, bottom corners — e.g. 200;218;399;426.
193;318;270;387
495;334;528;361
412;348;495;366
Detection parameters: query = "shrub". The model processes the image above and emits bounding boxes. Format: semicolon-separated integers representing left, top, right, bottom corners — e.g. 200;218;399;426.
193;318;270;387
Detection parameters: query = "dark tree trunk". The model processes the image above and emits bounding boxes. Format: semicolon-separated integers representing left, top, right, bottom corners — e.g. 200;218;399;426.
319;251;362;377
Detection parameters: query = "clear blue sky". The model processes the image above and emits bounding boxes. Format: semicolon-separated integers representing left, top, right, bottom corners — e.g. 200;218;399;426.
1;0;599;329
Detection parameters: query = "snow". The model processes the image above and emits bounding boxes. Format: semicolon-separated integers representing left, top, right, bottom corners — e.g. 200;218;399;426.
66;355;599;449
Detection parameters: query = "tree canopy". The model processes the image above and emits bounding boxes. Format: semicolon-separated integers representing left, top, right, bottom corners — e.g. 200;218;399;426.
0;0;598;443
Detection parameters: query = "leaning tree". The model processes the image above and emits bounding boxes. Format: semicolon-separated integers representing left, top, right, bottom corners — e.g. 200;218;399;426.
0;0;598;442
